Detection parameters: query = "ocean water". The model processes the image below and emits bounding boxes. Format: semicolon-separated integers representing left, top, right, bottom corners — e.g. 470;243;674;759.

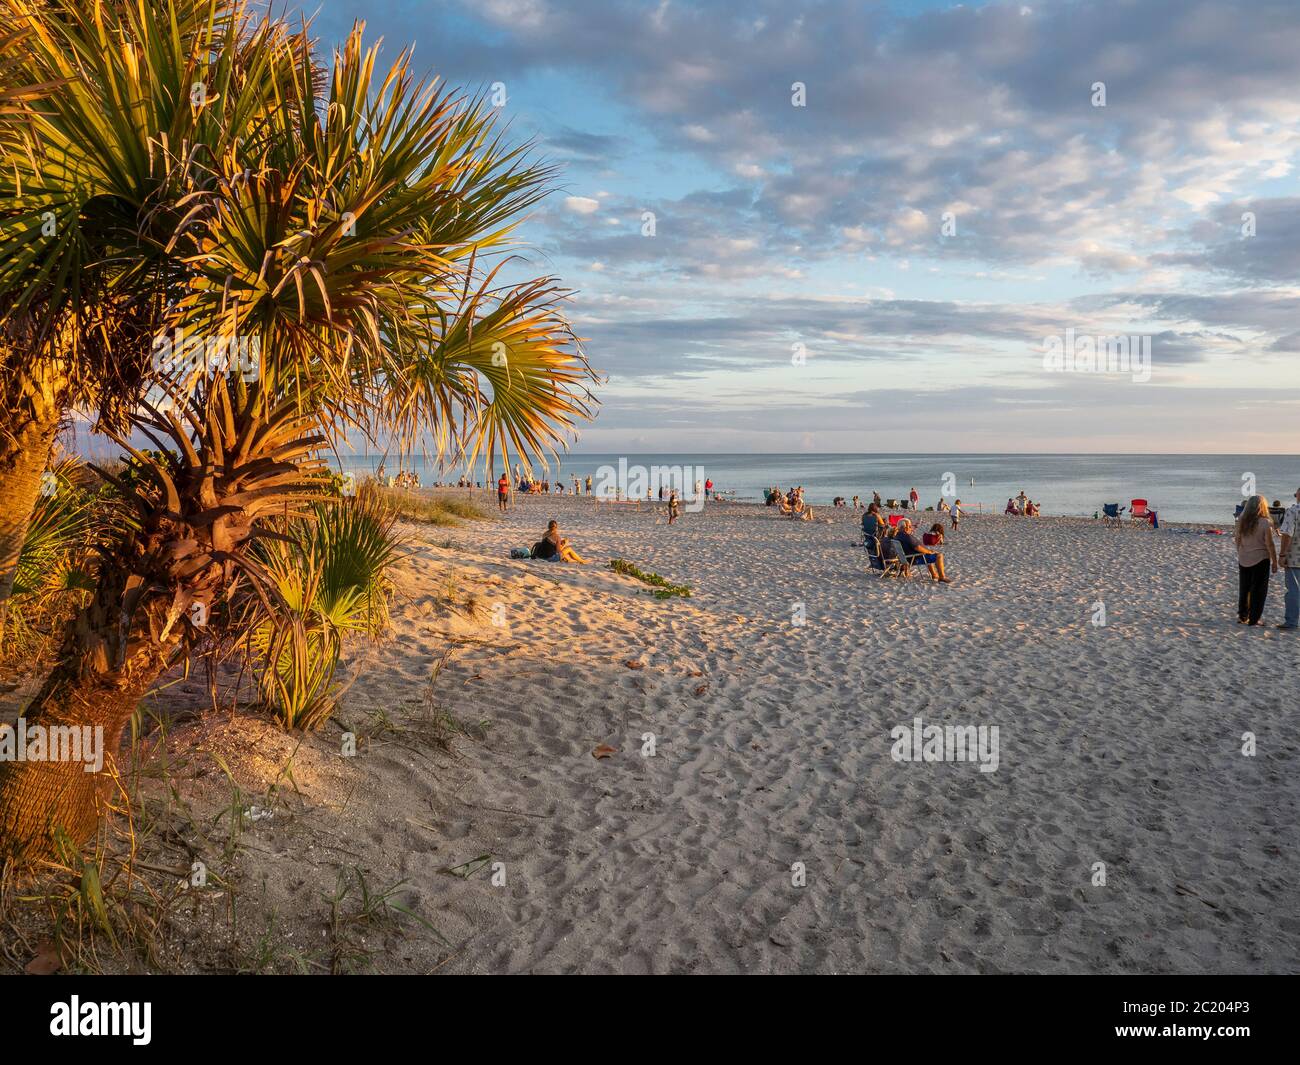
343;453;1300;525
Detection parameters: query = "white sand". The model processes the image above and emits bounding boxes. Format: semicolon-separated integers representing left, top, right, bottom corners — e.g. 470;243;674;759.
14;490;1298;973
324;492;1300;973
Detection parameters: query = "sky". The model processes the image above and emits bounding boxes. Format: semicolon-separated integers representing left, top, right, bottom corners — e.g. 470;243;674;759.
304;0;1300;454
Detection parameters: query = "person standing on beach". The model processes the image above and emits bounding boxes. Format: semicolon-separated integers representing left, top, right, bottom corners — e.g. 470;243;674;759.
1234;495;1277;626
667;489;680;525
909;486;919;511
1277;486;1300;630
951;499;962;531
497;472;510;513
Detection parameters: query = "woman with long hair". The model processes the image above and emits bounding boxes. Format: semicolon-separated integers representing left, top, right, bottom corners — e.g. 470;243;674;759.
533;520;590;564
1235;494;1277;625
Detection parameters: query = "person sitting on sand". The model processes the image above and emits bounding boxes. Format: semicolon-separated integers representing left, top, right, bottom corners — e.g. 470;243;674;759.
1005;497;1019;516
923;522;945;550
862;502;886;546
893;518;950;582
533;520;589;564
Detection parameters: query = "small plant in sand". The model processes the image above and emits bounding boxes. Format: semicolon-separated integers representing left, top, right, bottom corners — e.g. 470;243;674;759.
608;559;692;599
247;489;403;731
324;865;444;975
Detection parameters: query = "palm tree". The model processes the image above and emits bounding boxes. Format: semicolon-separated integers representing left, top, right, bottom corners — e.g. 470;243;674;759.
0;9;596;864
0;375;328;855
0;0;296;641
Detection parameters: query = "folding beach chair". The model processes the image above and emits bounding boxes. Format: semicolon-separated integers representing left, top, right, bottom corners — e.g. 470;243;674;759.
1101;502;1124;525
871;535;910;579
887;513;905;529
1129;499;1150;526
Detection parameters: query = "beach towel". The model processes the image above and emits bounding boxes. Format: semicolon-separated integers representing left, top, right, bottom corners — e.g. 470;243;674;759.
510;547;531;559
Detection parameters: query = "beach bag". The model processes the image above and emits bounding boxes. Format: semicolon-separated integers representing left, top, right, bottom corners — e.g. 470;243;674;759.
530;539;559;561
509;547;531;559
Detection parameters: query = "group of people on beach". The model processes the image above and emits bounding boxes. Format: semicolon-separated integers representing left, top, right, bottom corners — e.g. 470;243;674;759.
766;486;815;521
1005;491;1040;517
381;467;420;490
860;502;952;582
1234;489;1300;628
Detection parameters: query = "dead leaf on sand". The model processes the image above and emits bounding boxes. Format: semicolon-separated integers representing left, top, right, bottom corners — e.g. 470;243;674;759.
25;942;61;975
592;744;619;759
693;684;709;697
624;660;645;670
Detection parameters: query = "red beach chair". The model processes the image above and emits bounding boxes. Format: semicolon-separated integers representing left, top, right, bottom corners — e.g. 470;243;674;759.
1129;499;1150;525
888;513;905;528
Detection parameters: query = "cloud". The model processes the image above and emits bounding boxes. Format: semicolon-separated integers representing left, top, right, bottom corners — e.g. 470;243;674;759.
308;0;1300;449
564;195;602;215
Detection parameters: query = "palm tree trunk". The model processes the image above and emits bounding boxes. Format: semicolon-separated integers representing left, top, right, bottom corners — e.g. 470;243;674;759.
0;556;181;865
0;667;151;858
0;362;68;645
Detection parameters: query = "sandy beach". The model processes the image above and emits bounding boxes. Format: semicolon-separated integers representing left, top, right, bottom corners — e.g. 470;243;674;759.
22;489;1290;974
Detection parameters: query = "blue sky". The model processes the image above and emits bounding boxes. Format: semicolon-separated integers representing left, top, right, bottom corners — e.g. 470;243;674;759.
305;0;1300;453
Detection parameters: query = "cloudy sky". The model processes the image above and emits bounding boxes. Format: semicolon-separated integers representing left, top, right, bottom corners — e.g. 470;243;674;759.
311;0;1300;453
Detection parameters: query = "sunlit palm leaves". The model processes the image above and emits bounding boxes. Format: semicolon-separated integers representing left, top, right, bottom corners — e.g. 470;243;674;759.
3;456;100;651
248;486;401;729
0;0;293;368
171;21;596;471
90;373;331;664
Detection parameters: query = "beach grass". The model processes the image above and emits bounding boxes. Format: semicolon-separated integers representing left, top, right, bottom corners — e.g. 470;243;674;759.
375;487;492;527
609;558;692;599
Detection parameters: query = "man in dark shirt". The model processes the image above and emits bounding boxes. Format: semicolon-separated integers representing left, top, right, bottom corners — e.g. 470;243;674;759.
892;519;950;582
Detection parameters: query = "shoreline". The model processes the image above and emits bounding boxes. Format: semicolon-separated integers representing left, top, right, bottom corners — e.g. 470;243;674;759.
420;485;1239;531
